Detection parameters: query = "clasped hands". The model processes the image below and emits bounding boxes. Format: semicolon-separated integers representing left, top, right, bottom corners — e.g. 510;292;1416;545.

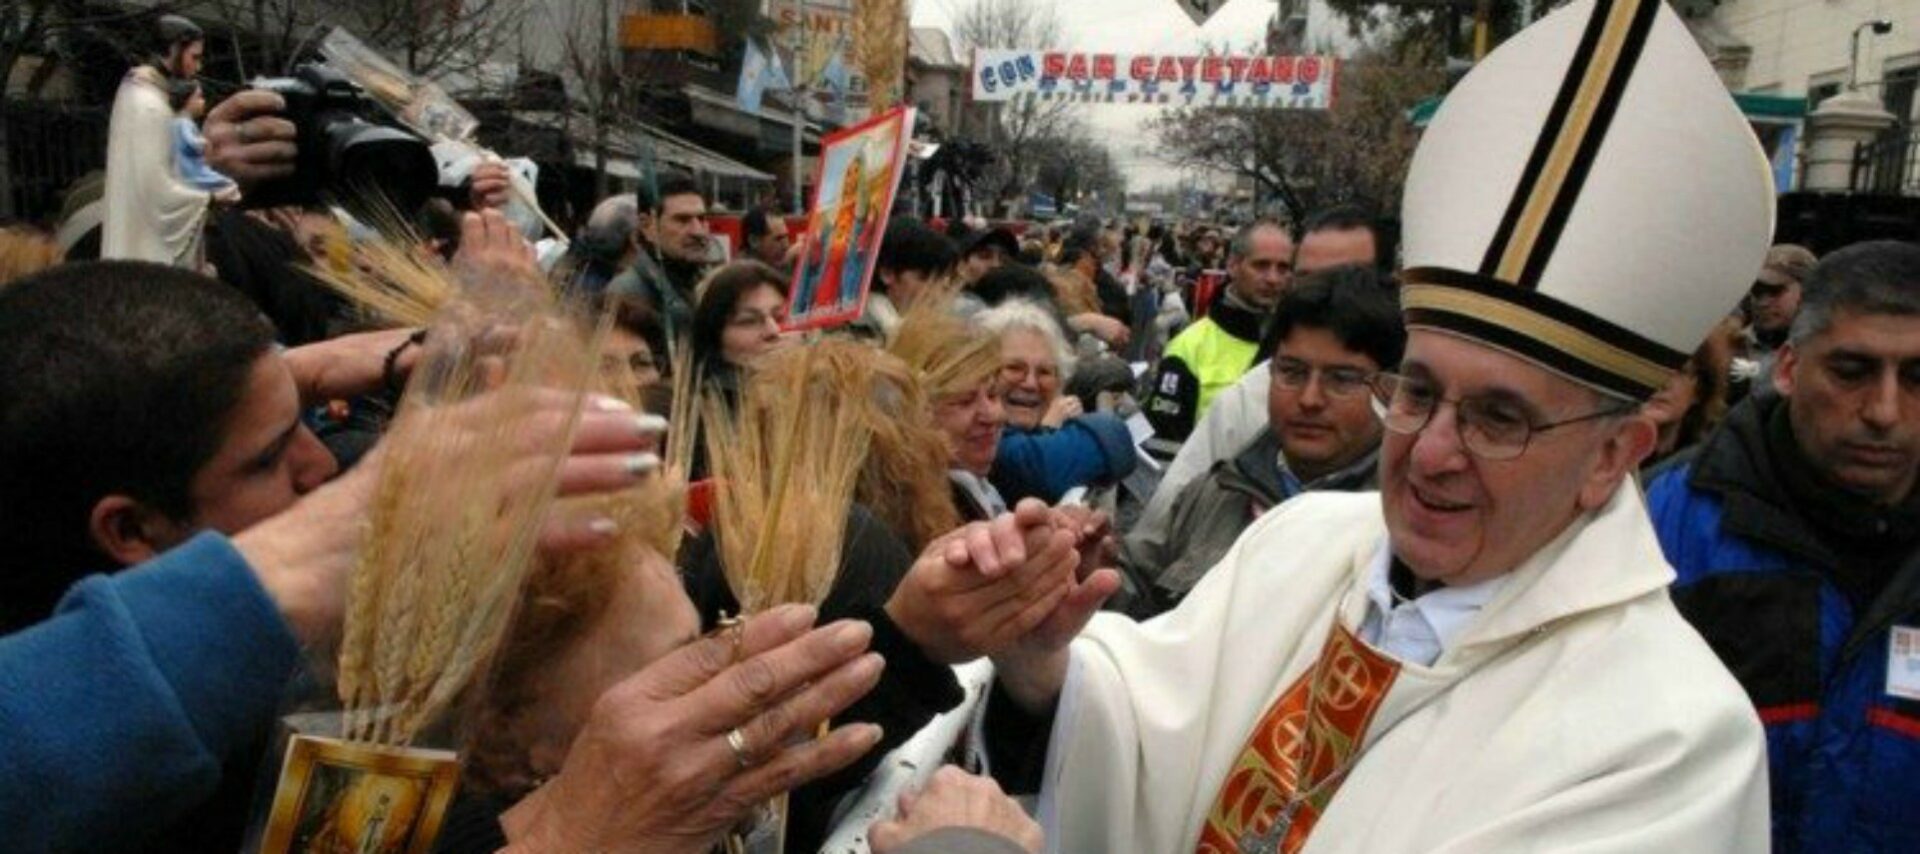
886;499;1123;666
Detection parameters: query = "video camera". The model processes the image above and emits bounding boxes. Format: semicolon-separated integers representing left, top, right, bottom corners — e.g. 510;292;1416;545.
243;63;438;218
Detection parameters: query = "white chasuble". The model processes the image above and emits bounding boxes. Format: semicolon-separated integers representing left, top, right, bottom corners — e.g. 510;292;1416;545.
1030;488;1769;853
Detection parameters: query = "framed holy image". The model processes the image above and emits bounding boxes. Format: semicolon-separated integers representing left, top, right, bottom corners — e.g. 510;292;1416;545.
257;734;461;854
785;105;916;333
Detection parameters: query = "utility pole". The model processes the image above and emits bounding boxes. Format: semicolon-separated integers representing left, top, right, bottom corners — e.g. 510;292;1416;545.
789;0;810;213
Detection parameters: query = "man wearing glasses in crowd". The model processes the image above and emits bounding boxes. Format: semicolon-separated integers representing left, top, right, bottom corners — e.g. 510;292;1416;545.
1118;268;1402;616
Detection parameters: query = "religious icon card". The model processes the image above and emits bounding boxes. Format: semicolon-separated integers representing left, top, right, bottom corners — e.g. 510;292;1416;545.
255;734;461;854
785;106;916;333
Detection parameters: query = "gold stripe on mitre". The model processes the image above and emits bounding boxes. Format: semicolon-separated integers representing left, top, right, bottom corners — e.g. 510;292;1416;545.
1492;0;1646;282
1401;284;1674;394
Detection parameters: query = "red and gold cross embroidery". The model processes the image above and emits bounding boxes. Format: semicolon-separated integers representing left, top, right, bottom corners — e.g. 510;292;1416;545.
1196;622;1401;854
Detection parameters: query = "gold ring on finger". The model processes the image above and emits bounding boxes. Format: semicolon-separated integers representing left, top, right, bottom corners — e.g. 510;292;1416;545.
726;727;755;769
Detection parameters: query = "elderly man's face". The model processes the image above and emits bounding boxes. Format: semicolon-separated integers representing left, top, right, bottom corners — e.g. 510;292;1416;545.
1229;226;1295;309
1381;330;1650;586
1775;309;1920;505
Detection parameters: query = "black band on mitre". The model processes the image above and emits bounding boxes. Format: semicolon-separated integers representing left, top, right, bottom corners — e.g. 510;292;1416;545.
1401;266;1684;402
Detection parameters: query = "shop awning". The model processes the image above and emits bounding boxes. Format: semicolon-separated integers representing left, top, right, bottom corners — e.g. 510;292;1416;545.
519;111;774;183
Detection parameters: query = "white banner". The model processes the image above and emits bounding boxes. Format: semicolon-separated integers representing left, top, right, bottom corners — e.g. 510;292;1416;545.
971;49;1336;109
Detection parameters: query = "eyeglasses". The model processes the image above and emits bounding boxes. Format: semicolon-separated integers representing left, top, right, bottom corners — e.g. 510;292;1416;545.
1368;372;1632;461
1272;358;1375;399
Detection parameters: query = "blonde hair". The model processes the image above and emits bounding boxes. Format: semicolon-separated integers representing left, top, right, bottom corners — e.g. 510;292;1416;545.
0;227;63;287
890;295;1003;401
1046;266;1100;316
751;340;958;551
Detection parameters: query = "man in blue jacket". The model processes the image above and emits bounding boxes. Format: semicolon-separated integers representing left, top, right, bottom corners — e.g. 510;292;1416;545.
1646;239;1920;852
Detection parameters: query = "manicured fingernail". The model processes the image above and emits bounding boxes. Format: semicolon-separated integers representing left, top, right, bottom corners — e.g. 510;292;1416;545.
634;413;669;434
856;723;884;746
591;394;633;412
834;620;874;652
587;517;618;536
779;603;818;630
624;453;660;479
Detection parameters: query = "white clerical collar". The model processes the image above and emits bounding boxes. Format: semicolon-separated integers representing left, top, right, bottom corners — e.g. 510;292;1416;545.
1358;541;1508;667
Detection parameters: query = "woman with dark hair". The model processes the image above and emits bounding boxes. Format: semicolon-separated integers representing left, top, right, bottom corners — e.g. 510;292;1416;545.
1643;315;1740;468
592;293;667;394
688;260;791;383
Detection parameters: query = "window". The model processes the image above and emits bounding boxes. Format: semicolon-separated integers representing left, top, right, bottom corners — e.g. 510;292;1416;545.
1808;81;1842;110
1883;60;1918;127
1808;68;1846;110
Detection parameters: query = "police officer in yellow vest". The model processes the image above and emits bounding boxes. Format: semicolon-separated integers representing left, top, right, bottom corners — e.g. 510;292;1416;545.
1145;219;1294;458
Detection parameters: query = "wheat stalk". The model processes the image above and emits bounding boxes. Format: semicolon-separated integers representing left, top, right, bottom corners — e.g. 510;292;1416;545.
705;344;875;614
336;291;605;747
304;238;456;329
854;0;909;111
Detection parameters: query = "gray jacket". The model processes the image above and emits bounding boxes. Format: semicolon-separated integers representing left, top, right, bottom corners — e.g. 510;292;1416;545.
1117;428;1378;617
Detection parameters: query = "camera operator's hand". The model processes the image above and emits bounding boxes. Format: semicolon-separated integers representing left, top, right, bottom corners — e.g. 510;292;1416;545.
470;160;513;211
204;91;298;192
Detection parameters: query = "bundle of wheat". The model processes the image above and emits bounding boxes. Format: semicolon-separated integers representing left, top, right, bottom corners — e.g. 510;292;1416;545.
304;237;456;328
704;344;873;614
854;0;909;111
337;302;606;747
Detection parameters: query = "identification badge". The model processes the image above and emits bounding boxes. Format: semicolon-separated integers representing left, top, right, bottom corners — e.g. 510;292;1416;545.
1888;626;1920;701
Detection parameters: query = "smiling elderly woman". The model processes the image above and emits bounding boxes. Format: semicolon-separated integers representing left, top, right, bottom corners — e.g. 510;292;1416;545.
975;299;1136;505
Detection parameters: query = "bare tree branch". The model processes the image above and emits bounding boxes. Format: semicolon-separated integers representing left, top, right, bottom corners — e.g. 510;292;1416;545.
1150;40;1442;223
947;0;1082;216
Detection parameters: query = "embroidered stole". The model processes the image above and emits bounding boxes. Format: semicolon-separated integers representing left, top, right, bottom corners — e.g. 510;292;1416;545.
1196;622;1401;854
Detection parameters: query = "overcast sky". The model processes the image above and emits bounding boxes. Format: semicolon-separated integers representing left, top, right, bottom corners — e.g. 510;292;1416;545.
910;0;1287;190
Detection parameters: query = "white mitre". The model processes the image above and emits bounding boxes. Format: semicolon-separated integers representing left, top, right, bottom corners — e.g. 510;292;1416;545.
1399;0;1775;400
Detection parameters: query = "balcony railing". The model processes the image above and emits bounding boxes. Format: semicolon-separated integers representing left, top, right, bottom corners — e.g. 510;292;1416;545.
1852;125;1920;196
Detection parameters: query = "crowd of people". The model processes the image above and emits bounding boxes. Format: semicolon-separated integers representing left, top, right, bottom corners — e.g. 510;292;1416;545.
2;1;1919;852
